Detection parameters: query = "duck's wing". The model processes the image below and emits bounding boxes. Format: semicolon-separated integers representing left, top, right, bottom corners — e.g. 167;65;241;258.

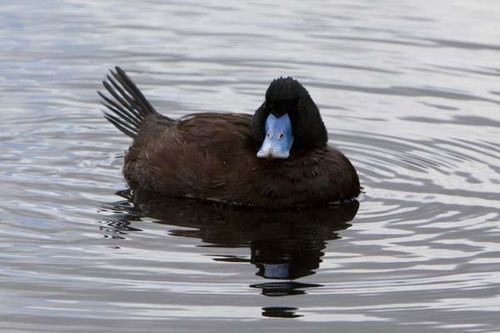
98;67;173;138
122;112;257;199
177;113;254;144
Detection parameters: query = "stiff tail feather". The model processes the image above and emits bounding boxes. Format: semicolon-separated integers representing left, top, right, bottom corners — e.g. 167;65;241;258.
98;66;172;138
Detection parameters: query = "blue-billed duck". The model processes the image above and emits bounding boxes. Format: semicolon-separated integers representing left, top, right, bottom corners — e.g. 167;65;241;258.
99;67;360;208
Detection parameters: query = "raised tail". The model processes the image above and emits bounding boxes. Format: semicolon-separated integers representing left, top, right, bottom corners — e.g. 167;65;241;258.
98;66;172;138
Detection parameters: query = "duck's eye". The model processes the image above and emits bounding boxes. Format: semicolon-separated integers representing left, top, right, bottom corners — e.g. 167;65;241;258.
278;133;285;141
267;132;272;138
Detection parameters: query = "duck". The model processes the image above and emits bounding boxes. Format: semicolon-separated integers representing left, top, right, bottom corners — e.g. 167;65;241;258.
99;67;360;208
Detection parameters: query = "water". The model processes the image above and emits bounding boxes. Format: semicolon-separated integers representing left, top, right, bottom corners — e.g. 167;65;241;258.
1;0;499;332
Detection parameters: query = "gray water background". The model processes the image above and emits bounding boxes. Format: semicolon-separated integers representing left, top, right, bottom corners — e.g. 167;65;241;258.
1;1;500;332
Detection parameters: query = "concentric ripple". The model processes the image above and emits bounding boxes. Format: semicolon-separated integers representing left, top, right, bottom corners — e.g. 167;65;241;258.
1;0;500;332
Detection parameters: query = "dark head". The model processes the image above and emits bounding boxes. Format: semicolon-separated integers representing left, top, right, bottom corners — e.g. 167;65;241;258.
252;77;328;159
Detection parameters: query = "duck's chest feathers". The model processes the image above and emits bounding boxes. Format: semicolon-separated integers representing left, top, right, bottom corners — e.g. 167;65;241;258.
253;151;328;199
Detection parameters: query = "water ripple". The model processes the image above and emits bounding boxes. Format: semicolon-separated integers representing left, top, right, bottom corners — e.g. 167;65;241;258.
1;0;500;332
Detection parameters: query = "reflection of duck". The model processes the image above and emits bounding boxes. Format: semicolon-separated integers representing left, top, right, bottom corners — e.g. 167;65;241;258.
99;67;360;208
262;307;302;318
102;189;359;294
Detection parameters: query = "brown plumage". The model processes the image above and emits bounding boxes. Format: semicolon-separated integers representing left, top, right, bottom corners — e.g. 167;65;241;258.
99;67;360;208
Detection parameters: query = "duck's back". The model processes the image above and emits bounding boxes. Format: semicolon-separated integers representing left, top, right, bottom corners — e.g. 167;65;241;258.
124;113;359;208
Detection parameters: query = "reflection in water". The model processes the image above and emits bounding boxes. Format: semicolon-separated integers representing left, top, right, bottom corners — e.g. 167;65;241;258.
262;307;302;318
99;199;143;240
102;189;358;297
252;281;322;297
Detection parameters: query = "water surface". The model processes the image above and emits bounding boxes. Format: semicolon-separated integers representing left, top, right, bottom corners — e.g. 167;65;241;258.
1;1;500;332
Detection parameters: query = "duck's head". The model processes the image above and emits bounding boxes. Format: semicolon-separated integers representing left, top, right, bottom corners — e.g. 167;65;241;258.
252;77;328;159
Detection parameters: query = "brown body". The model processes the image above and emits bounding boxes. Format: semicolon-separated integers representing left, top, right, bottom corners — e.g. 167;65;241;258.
124;113;359;208
99;67;360;209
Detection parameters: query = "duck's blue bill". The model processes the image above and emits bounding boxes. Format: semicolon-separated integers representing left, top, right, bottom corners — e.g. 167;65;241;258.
257;114;293;159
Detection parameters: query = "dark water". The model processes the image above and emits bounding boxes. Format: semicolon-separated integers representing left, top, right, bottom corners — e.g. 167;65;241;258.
1;1;500;332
